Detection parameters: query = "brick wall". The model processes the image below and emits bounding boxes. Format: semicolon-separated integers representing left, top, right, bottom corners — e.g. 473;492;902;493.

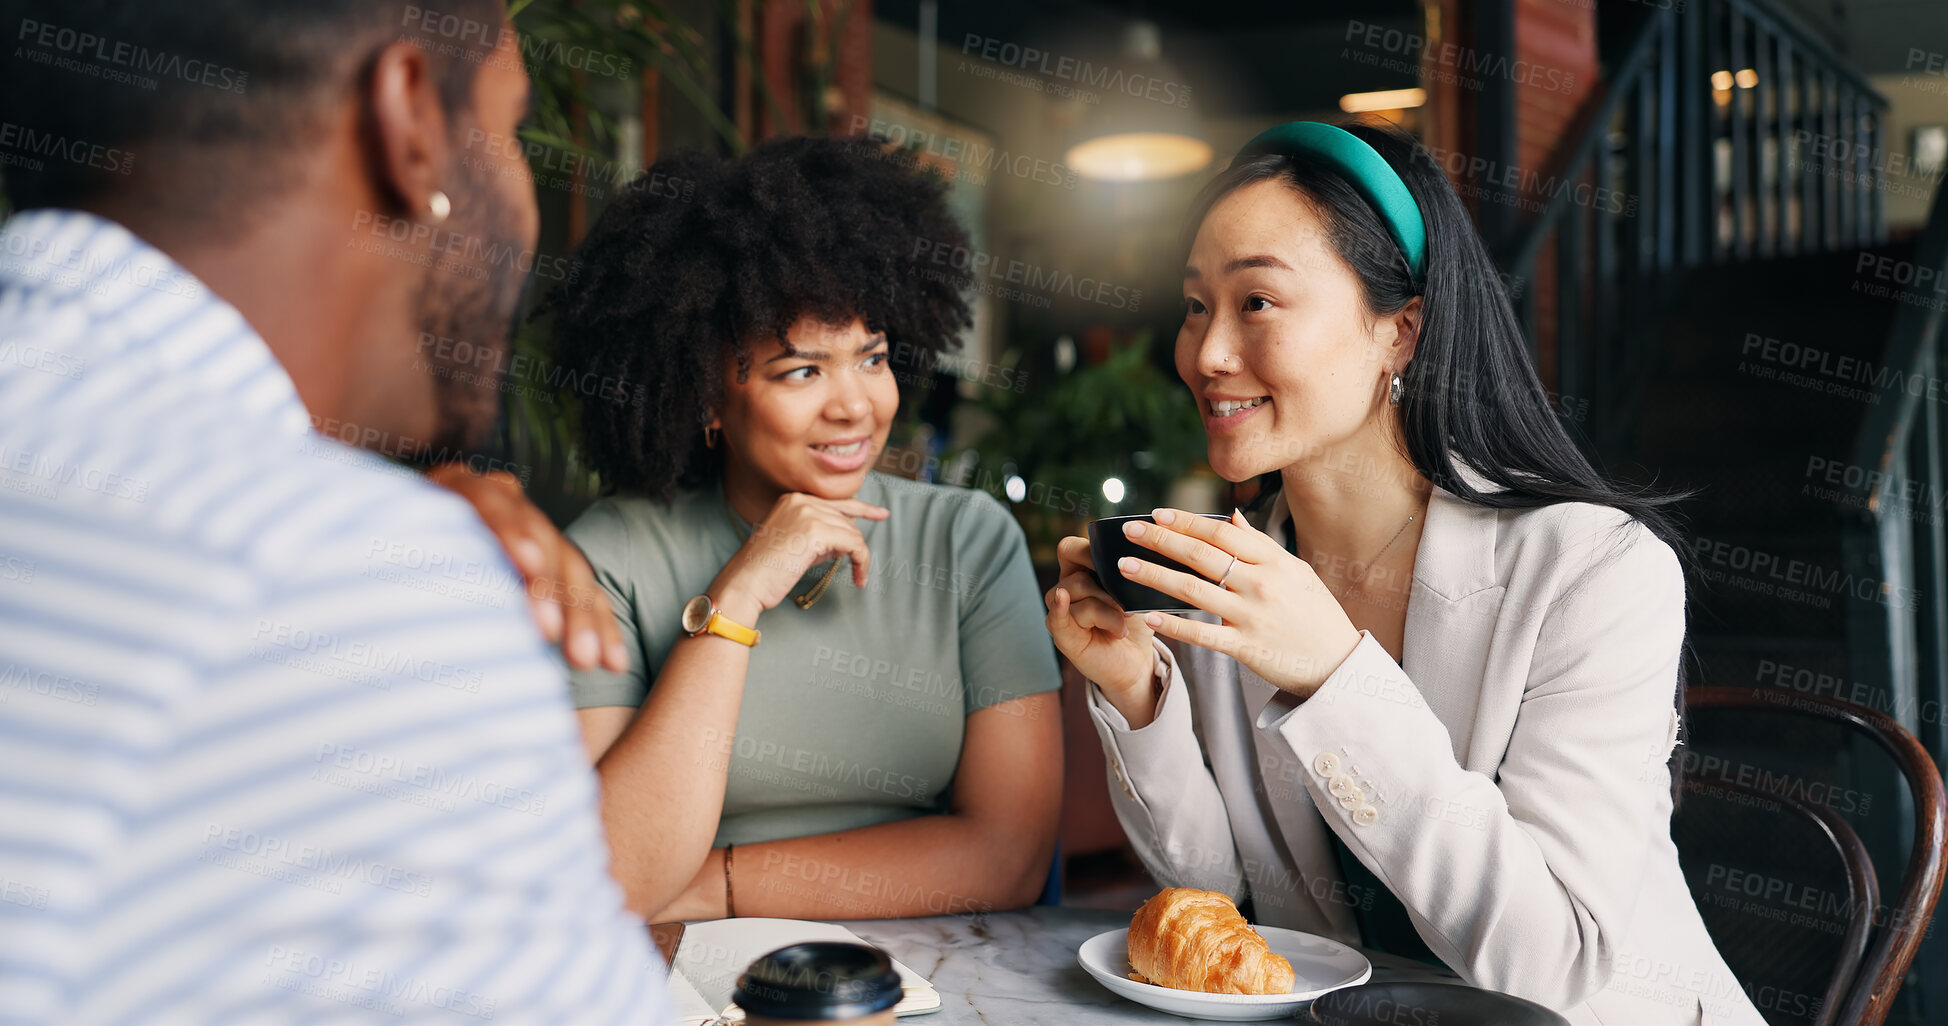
1515;0;1597;385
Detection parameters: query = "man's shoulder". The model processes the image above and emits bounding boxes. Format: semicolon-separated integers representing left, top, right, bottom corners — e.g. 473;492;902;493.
247;438;531;604
3;424;530;622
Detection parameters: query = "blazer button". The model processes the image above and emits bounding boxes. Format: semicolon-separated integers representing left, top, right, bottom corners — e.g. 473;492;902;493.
1352;805;1380;826
1337;793;1361;810
1313;752;1342;776
1328;774;1358;798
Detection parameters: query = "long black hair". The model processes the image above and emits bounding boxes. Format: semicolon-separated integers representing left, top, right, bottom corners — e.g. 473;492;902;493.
1185;120;1696;795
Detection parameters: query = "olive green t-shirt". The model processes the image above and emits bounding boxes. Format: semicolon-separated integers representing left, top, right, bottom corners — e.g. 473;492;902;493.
566;471;1061;847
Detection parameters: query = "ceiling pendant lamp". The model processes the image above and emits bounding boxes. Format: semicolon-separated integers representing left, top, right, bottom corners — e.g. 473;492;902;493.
1064;19;1211;183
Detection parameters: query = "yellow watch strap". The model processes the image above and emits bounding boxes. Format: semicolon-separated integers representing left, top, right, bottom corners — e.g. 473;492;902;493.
703;609;760;647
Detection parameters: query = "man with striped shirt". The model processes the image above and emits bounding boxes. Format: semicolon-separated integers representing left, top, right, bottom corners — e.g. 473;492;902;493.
0;2;666;1022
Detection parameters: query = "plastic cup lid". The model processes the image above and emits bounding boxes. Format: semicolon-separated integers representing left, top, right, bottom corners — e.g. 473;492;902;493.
732;942;903;1021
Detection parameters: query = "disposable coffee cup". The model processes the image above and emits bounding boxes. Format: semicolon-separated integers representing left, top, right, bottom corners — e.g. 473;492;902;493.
1087;513;1231;614
733;941;902;1026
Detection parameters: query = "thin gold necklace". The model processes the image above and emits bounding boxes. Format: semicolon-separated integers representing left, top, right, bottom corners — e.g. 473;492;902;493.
725;496;842;610
1348;510;1417;587
1300;499;1423;603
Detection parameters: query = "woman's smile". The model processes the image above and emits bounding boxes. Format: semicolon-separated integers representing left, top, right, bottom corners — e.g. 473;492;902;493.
808;435;874;473
1204;394;1272;433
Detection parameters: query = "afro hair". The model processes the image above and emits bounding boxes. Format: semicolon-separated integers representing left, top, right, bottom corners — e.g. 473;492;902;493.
546;135;973;501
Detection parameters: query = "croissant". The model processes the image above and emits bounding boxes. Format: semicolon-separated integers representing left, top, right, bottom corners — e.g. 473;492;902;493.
1127;887;1295;995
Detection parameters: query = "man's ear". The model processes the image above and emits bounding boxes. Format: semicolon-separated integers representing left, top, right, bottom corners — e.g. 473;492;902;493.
366;41;451;219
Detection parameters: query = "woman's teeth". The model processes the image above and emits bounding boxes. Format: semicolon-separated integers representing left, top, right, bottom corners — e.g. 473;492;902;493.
813;441;865;456
1210;397;1270;417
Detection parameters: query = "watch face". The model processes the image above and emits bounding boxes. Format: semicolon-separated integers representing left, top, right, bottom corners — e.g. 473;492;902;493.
681;594;713;634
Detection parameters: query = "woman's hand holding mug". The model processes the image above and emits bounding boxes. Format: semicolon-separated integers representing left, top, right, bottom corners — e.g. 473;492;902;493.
1044;535;1163;727
1107;508;1363;701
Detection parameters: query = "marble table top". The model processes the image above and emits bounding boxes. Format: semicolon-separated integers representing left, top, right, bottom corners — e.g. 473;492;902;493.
837;906;1462;1025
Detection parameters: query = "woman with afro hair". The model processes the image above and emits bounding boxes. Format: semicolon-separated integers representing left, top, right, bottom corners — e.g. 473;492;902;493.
549;136;1063;923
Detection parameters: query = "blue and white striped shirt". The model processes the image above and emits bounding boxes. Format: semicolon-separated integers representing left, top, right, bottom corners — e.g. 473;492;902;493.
0;210;667;1024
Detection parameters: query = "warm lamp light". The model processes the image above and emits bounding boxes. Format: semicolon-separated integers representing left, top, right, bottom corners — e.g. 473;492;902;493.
1339;88;1427;113
1066;132;1214;183
1064;19;1211;183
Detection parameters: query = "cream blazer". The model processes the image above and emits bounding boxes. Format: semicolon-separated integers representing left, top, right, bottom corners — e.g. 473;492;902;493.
1086;472;1767;1025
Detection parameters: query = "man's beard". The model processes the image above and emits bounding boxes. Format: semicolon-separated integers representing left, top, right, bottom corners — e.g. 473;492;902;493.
414;154;530;457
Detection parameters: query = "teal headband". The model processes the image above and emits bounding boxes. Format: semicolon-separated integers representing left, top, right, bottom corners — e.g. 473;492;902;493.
1235;121;1427;279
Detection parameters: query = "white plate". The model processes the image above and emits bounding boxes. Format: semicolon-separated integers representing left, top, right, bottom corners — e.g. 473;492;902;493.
1077;926;1371;1022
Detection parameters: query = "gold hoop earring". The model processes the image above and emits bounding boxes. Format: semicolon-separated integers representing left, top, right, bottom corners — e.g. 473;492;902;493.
426;190;451;224
704;425;719;449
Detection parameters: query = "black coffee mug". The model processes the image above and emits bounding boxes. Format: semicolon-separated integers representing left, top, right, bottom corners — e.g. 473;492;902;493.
733;941;902;1024
1306;981;1570;1026
1087;513;1231;614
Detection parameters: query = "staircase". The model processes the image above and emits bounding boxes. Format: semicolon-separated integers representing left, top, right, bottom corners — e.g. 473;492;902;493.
1490;0;1947;1022
1628;247;1913;693
1615;197;1948;1026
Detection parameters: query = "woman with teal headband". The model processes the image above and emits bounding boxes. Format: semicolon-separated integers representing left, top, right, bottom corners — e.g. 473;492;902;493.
1046;121;1764;1023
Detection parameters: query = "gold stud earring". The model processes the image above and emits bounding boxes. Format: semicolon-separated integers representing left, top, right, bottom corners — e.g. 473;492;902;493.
426;190;451;224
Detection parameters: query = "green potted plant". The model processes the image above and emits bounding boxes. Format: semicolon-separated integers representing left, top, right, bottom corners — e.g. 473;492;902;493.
947;331;1205;563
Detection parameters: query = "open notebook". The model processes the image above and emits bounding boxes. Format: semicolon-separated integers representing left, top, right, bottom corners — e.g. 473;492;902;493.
654;918;941;1025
